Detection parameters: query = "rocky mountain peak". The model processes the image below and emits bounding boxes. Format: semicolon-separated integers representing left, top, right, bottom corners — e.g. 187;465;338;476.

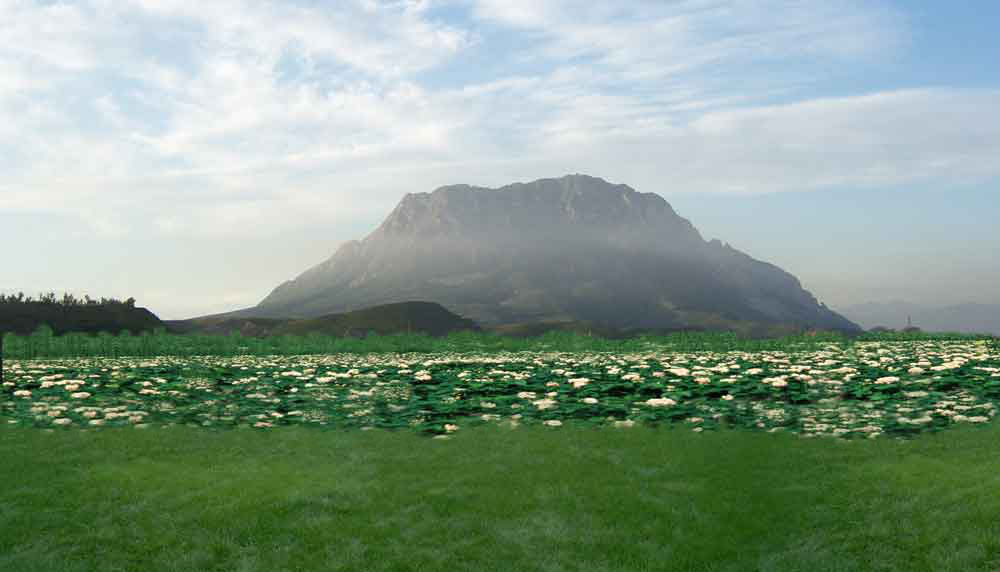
370;174;701;246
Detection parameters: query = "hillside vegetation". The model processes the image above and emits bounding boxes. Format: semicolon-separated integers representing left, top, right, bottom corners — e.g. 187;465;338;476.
164;301;481;338
0;292;164;336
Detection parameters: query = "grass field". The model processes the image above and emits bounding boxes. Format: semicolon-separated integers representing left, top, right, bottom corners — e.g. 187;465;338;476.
3;330;999;570
2;420;999;571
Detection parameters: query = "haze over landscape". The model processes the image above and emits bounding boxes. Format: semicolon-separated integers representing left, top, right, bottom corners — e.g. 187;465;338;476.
2;0;998;332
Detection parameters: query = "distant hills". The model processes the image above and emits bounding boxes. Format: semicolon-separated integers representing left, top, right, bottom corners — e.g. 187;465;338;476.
164;301;480;338
0;293;481;339
839;301;1000;336
209;174;862;335
0;293;162;336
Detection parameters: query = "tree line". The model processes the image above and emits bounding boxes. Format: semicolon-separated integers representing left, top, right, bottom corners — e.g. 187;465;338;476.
0;291;136;308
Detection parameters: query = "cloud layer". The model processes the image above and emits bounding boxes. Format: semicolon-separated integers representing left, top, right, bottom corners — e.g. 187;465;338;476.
6;0;996;238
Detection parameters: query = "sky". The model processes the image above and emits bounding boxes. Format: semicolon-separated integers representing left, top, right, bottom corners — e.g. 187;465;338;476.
2;0;998;320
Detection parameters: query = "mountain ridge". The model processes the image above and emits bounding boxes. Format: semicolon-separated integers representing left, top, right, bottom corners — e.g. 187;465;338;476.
223;174;862;334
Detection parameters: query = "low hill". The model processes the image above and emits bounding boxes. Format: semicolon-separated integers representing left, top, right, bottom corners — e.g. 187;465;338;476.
161;316;289;337
0;293;165;336
166;301;481;339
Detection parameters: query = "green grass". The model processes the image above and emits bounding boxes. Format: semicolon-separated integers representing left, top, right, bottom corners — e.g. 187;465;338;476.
3;420;999;571
4;326;996;360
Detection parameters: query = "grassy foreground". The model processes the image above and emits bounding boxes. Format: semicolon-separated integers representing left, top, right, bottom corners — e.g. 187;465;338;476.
3;421;999;572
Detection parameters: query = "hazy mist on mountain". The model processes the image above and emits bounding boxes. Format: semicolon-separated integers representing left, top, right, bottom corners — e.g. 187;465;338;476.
208;175;860;334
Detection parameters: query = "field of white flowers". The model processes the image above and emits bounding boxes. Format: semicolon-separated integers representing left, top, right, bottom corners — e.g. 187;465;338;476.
3;340;998;439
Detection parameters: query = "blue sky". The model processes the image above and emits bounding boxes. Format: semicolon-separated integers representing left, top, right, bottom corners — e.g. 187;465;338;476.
1;0;998;319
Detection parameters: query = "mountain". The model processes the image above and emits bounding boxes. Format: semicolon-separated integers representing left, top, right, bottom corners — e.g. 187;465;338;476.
165;301;480;338
219;174;862;334
839;301;1000;336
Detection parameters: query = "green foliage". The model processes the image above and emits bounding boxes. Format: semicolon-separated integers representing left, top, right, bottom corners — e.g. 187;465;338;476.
855;329;994;342
2;421;1000;571
1;324;992;360
0;292;160;338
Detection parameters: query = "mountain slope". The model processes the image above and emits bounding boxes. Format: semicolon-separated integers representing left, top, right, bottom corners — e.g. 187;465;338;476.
229;174;862;334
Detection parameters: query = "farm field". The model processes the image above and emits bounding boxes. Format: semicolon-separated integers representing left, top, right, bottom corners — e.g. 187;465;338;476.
3;332;1000;570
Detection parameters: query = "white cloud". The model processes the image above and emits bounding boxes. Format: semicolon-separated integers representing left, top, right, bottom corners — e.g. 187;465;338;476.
469;0;907;78
0;0;997;249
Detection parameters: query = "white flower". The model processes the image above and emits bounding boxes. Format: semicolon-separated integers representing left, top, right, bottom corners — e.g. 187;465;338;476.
771;379;788;388
64;384;80;391
614;420;635;428
533;398;557;410
444;423;459;432
13;390;31;398
71;392;92;399
253;421;273;428
644;397;676;407
721;394;734;401
53;418;72;426
875;376;900;384
544;419;562;427
480;401;497;409
582;397;599;404
516;391;536;399
569;378;590;388
669;368;690;377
